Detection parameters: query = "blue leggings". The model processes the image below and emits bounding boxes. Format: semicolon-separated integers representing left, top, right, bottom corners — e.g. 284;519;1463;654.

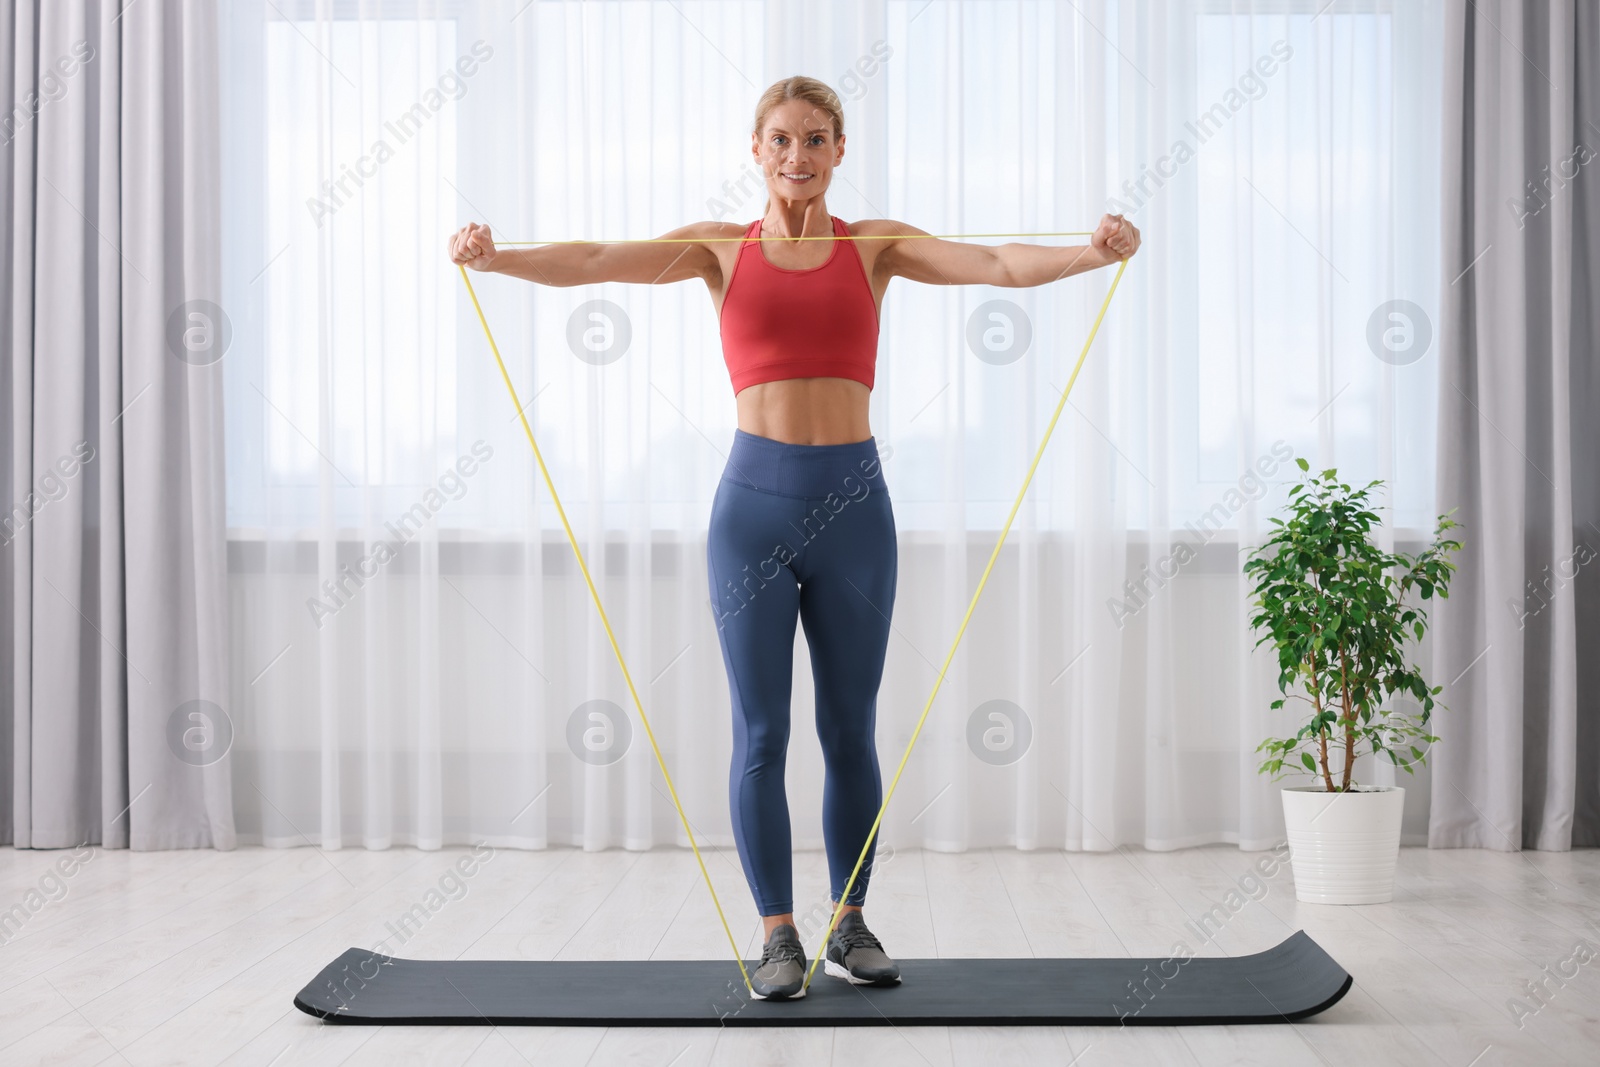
706;429;897;917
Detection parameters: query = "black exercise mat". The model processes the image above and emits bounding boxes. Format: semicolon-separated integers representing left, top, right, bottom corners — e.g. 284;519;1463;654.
293;930;1350;1026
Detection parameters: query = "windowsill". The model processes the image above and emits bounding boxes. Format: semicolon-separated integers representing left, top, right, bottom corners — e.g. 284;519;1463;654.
226;526;1440;544
226;526;1440;579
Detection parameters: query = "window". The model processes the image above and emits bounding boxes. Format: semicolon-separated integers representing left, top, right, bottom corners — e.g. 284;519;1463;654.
221;0;1439;536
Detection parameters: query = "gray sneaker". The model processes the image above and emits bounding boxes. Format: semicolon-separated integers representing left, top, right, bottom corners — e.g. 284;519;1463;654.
749;922;807;1000
824;911;902;986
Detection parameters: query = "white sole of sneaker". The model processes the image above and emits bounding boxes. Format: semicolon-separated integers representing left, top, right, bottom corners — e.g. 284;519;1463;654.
748;984;806;1000
824;958;901;985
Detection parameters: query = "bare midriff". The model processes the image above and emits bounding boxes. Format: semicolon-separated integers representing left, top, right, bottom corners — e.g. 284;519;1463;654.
734;376;872;445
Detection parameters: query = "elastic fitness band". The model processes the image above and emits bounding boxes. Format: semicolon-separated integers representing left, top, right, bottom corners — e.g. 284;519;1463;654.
494;230;1094;246
456;231;1127;998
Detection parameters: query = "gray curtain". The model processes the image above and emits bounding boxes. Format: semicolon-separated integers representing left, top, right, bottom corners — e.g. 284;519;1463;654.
1575;3;1600;847
0;0;232;849
1435;0;1597;850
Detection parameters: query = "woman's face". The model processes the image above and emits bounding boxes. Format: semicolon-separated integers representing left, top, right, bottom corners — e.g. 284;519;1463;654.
752;99;843;204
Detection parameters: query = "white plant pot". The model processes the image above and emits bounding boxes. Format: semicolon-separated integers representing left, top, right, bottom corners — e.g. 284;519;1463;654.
1280;785;1405;904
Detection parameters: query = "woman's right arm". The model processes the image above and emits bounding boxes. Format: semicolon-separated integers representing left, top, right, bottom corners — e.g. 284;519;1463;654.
447;221;723;288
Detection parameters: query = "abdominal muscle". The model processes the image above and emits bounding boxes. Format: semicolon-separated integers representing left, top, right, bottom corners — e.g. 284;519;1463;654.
734;377;872;445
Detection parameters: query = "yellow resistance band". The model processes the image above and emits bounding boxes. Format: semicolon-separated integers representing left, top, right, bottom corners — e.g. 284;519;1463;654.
457;232;1126;999
802;256;1128;992
494;230;1093;246
457;261;758;994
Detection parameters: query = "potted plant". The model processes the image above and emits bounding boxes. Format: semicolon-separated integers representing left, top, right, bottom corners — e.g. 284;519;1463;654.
1244;459;1462;904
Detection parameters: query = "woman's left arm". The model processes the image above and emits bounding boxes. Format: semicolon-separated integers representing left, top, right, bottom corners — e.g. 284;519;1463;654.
874;213;1140;287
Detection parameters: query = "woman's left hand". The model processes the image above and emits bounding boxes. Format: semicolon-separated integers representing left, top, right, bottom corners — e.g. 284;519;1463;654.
1092;213;1141;261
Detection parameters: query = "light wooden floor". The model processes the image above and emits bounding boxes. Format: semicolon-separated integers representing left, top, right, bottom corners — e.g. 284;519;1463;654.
1;842;1596;1066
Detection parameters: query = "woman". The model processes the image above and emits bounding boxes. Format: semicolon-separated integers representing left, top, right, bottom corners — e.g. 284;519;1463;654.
449;76;1140;1001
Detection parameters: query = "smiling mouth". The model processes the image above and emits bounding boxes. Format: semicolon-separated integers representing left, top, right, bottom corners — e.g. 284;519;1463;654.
780;172;815;183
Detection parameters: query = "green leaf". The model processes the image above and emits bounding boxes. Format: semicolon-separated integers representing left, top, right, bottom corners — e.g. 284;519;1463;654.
1295;457;1310;472
1301;751;1317;772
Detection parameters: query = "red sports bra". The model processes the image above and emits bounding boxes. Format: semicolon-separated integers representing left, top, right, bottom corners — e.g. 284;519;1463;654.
717;215;880;395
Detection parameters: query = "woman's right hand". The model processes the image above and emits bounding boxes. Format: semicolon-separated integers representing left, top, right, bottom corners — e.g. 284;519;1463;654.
449;222;497;271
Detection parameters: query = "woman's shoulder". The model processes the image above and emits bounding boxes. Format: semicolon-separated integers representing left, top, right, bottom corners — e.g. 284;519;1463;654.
678;219;754;241
839;218;927;242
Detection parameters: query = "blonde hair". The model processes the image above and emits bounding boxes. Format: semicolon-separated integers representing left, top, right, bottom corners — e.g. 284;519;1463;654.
752;77;845;218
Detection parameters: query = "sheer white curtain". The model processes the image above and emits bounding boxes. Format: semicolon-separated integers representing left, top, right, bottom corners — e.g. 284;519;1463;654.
218;0;1444;870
